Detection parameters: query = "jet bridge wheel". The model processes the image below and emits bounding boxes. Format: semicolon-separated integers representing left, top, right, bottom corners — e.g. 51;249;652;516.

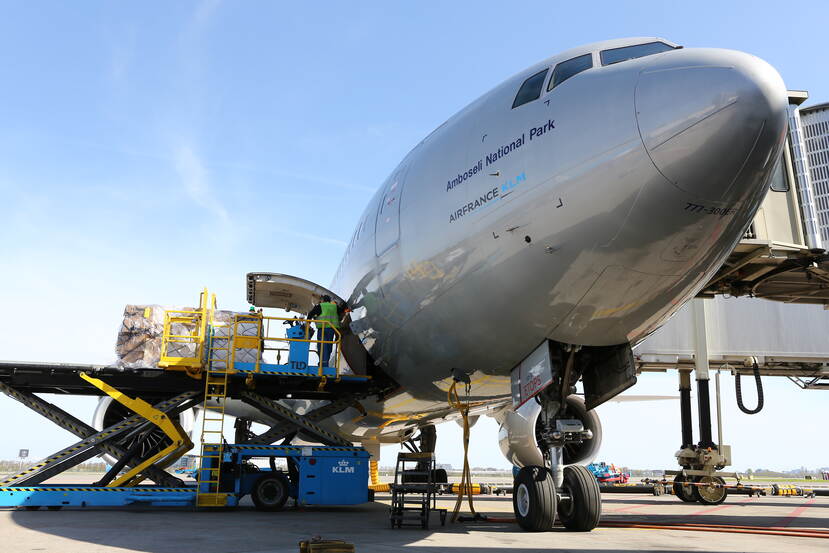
672;475;697;503
693;475;727;505
251;473;290;511
557;465;601;531
513;465;556;532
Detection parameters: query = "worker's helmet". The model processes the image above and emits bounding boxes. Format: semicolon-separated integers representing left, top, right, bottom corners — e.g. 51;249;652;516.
249;306;256;312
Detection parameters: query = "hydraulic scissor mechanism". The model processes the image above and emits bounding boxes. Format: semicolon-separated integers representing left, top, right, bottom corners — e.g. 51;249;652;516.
0;380;199;488
244;398;353;445
79;372;194;487
240;391;353;446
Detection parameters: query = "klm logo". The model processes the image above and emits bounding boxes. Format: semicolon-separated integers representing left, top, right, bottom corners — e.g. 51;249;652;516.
332;460;355;474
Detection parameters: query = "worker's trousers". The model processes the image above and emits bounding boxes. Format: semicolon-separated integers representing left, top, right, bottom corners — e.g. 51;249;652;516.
320;327;336;367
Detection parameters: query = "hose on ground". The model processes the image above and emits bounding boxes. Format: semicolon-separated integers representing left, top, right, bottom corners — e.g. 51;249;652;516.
735;362;764;414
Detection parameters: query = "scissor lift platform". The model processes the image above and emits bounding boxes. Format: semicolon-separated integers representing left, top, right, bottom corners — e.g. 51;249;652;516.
0;287;388;511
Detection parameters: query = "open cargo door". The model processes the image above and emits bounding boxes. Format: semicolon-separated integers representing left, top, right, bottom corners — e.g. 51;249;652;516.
246;273;375;376
246;273;345;314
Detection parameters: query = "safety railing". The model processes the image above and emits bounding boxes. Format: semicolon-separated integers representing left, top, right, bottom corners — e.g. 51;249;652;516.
230;314;343;378
159;288;214;370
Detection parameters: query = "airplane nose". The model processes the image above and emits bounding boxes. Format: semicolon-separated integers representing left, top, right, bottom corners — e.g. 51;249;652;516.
635;50;788;202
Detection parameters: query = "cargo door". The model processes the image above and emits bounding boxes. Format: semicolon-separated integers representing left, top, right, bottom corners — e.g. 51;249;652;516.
374;165;408;256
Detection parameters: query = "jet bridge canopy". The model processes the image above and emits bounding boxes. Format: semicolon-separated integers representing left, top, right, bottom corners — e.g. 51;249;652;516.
246;273;344;313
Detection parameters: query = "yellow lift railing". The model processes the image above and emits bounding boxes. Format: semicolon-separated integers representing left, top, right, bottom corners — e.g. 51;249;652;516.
159;288;213;371
230;314;343;378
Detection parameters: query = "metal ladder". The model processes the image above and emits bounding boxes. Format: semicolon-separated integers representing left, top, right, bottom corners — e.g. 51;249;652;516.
195;323;232;507
389;452;446;529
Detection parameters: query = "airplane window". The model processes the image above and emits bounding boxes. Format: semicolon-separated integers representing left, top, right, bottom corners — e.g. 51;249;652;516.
548;54;593;91
769;155;790;192
512;68;549;109
600;42;674;66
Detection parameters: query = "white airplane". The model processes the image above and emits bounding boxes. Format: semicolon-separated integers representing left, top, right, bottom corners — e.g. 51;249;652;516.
7;37;788;532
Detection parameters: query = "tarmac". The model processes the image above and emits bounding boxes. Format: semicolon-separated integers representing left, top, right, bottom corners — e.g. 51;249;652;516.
0;479;827;553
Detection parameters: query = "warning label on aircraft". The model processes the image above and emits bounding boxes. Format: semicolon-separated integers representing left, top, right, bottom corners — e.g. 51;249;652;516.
511;341;555;408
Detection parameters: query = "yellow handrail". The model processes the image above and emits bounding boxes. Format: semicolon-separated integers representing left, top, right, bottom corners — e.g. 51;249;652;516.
159;288;211;370
230;314;343;378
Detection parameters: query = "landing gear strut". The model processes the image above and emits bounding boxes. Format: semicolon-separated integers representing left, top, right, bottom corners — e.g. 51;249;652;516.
511;345;602;532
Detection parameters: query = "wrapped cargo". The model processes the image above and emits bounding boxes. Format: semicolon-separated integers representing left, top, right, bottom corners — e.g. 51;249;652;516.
114;305;262;369
114;305;167;368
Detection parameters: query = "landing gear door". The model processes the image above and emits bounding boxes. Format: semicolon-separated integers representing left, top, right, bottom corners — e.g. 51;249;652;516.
374;165;409;256
511;341;557;409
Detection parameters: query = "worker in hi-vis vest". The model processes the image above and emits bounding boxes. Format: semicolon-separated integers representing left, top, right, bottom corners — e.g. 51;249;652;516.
307;295;344;367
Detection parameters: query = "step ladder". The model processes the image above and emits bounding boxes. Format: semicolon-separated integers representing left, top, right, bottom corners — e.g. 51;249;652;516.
195;323;232;507
389;452;446;529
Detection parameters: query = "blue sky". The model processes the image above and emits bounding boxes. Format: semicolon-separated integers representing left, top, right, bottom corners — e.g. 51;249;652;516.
1;1;828;471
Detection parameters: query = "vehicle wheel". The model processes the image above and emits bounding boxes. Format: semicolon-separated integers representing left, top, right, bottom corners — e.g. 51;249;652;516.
694;476;727;505
251;473;289;511
558;465;601;531
672;475;696;503
513;465;556;532
46;506;62;511
23;506;40;511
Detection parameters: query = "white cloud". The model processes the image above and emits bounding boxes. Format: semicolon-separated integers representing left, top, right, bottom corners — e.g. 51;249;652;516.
173;144;230;223
283;229;347;247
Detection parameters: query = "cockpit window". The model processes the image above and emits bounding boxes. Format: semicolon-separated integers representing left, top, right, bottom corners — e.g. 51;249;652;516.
600;42;674;66
548;54;593;91
512;68;549;109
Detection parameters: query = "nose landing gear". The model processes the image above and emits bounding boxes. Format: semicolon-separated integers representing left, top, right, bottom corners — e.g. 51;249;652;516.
511;351;602;531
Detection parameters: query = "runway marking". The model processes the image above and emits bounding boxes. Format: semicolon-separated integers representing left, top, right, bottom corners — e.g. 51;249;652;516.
689;496;758;516
778;498;816;527
606;503;655;513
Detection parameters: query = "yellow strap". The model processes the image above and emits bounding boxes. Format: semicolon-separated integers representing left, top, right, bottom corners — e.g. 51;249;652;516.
447;380;476;522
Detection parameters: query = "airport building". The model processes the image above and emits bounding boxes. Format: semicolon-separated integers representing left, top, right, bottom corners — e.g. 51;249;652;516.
797;102;829;243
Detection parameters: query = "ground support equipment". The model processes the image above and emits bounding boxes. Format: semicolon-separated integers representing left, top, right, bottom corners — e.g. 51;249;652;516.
0;288;385;512
0;444;369;510
389;452;446;529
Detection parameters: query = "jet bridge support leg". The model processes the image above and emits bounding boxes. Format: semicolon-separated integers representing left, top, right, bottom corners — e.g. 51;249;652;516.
678;370;694;449
668;299;733;505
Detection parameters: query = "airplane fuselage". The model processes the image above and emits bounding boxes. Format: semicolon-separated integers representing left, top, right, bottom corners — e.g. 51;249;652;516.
325;37;788;443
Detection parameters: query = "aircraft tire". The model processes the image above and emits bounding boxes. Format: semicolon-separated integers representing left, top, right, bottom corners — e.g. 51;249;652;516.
251;473;290;511
694;475;727;505
513;465;556;532
558;465;601;531
672;475;697;503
